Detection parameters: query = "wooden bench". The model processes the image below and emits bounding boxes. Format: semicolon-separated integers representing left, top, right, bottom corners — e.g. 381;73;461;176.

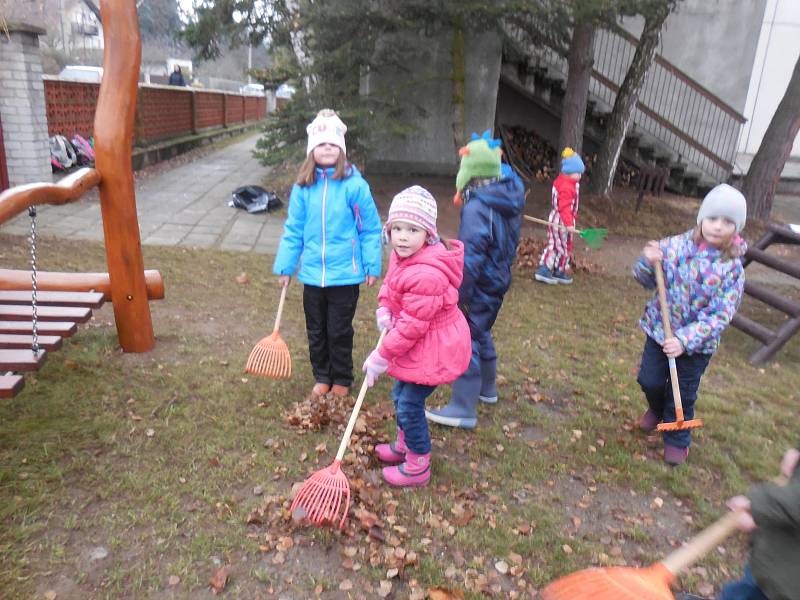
731;223;800;364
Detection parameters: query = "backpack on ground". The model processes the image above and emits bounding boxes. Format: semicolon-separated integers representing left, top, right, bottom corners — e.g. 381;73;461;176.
49;135;77;171
230;186;283;214
71;134;95;166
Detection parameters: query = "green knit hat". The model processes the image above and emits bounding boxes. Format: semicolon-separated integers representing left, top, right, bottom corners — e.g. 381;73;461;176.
454;130;502;203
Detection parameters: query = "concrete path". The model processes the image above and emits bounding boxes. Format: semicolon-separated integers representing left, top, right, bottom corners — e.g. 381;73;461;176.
3;132;285;254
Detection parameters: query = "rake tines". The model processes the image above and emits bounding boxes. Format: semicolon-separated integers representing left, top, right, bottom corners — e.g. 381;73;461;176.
290;460;351;529
245;332;292;379
245;284;292;379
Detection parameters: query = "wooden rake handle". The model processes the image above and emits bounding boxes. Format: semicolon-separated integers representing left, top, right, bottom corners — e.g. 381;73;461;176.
654;261;685;421
273;284;288;334
334;329;388;462
661;474;789;574
524;214;577;233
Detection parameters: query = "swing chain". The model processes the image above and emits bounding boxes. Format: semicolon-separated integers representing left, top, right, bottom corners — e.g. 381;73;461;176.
28;206;39;355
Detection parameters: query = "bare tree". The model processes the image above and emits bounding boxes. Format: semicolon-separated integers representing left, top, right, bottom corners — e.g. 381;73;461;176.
741;54;800;220
588;1;677;196
558;21;595;154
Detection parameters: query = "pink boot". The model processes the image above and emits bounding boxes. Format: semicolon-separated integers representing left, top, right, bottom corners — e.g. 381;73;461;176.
382;451;431;487
375;429;407;464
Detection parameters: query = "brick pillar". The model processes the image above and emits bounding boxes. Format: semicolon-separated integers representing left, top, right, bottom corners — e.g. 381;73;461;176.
0;22;51;186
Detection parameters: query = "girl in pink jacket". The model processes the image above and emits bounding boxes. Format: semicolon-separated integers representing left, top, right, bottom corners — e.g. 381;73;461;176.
362;186;471;487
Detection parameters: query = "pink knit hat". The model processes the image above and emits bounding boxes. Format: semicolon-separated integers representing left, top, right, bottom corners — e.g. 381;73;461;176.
385;186;439;241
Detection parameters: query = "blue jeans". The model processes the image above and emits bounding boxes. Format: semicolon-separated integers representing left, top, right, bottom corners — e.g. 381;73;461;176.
718;565;769;600
392;380;436;454
637;336;711;448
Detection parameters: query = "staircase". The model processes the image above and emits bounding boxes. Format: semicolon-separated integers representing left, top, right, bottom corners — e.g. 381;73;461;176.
501;17;747;196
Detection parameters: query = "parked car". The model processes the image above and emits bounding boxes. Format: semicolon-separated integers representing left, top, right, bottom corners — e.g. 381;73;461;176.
58;65;104;83
239;83;265;96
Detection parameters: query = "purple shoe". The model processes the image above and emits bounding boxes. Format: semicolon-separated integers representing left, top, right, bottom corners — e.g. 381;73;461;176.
664;444;689;466
638;409;660;432
375;429;406;464
382;451;431;487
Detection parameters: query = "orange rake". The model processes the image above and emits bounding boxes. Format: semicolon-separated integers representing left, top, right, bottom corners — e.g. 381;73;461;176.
542;474;789;600
290;330;387;529
245;284;291;379
653;261;703;433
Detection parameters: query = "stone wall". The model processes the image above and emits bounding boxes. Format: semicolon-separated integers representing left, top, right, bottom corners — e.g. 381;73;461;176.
0;23;51;187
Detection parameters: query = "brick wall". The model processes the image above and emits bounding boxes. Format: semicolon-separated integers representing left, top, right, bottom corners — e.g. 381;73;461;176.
43;81;267;144
0;24;52;186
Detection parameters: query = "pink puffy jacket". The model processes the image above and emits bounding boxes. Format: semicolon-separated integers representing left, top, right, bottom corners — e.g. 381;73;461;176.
377;240;471;386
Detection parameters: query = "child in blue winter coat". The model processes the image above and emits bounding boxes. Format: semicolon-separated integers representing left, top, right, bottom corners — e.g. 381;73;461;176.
633;184;746;466
273;109;382;398
426;131;525;429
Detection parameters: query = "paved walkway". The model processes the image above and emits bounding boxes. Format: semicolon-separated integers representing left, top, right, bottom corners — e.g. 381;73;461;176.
4;132;285;254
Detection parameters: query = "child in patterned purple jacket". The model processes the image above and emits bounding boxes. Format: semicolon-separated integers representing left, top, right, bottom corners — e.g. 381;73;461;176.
633;184;747;466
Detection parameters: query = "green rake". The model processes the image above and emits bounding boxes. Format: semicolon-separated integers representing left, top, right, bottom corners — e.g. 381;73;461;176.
524;215;608;249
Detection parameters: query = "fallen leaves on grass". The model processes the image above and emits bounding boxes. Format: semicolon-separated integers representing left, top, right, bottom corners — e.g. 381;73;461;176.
208;565;231;594
428;587;466;600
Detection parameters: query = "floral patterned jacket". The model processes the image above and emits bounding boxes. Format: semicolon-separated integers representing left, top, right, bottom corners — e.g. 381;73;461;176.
632;230;746;354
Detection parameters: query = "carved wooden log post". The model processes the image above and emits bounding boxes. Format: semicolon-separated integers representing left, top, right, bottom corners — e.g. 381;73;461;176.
95;0;155;352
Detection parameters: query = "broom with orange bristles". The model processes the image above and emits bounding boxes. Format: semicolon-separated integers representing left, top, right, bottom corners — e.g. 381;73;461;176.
541;474;789;600
290;329;388;529
245;283;291;379
653;261;704;434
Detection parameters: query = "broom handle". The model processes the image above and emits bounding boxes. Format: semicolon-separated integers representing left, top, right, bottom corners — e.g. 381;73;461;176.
654;261;685;421
523;214;579;234
273;284;288;333
335;329;388;462
661;474;789;574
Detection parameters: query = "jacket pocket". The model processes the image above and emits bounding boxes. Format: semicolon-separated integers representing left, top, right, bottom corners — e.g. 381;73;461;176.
351;239;358;274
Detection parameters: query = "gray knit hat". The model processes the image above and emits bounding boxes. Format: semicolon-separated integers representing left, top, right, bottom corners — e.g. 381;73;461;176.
697;184;747;232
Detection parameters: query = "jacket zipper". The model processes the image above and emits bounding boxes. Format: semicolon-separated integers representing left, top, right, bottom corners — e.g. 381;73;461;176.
321;172;328;287
352;239;357;273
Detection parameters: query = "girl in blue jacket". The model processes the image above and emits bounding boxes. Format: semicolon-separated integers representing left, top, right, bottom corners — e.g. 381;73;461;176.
273;109;382;398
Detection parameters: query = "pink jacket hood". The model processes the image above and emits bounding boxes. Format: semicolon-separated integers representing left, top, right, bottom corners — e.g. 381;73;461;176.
377;240;471;386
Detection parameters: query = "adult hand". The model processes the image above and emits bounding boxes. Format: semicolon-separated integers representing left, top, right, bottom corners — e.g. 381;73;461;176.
362;349;389;387
278;275;291;288
366;275;377;287
662;336;684;358
780;448;800;479
727;495;757;532
643;240;662;265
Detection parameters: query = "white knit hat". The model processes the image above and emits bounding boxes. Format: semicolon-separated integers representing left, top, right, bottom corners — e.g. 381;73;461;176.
697;183;747;232
386;186;438;240
306;109;347;156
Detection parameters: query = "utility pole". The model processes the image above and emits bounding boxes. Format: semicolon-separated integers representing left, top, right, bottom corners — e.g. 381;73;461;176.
248;44;252;84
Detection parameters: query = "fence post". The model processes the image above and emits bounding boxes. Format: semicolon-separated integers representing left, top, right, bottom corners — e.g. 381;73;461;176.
0;22;52;187
191;89;198;134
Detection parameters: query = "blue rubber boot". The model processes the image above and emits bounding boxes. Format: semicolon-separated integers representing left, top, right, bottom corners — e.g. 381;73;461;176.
478;356;497;404
426;341;479;429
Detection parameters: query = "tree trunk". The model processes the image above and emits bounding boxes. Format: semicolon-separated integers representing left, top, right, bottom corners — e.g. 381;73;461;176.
588;7;670;196
741;55;800;220
558;21;595;154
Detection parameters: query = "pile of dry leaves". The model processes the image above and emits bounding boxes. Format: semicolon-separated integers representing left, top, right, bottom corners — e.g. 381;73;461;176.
515;237;605;274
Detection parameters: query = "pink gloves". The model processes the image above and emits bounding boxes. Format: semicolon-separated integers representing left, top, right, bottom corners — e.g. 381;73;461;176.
375;306;394;332
362;349;389;387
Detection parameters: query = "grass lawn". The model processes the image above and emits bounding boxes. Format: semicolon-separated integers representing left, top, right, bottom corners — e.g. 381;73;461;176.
0;227;798;599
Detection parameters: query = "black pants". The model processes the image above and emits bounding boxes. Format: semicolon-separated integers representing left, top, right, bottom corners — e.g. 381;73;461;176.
303;284;360;387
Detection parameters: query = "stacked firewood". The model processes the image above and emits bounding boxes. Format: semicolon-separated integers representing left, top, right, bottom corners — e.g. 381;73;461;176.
500;124;640;188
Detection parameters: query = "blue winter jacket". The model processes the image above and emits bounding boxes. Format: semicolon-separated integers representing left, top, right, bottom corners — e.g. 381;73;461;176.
273;165;382;287
458;167;525;334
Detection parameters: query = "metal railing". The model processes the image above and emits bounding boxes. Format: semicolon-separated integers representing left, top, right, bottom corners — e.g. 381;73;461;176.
504;18;746;182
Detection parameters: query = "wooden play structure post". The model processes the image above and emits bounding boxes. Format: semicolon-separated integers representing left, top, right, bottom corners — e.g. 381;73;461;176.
94;0;154;352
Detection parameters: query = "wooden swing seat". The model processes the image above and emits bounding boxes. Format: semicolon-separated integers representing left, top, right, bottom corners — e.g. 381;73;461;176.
0;290;107;396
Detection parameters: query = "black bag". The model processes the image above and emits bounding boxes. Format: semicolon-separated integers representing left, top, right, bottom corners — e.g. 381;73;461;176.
230;186;283;214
